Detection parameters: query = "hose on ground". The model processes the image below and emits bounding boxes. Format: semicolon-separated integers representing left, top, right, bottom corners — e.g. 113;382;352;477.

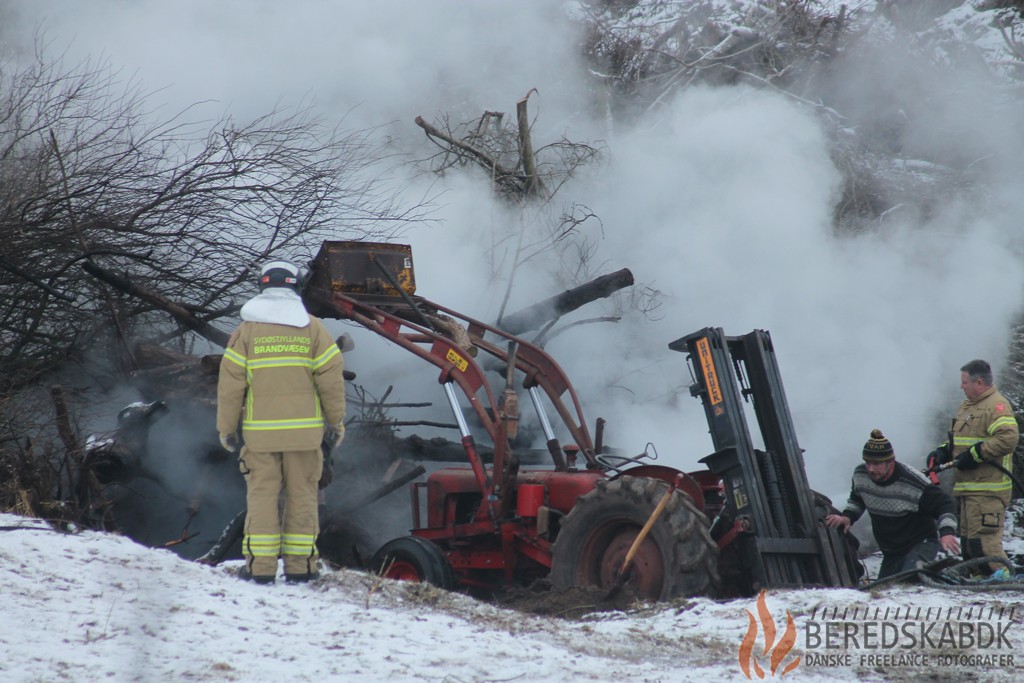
859;555;1024;591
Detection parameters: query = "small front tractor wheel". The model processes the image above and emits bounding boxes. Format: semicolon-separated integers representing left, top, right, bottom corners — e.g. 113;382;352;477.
550;476;719;600
370;536;455;589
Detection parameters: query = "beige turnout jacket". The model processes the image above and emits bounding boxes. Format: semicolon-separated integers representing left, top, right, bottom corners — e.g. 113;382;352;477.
216;317;346;453
951;386;1019;503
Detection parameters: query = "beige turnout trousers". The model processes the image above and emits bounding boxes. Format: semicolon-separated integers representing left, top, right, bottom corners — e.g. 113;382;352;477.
239;446;323;577
958;495;1009;572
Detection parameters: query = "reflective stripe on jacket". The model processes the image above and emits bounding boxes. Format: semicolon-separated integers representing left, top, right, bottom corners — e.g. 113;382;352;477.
216;317;346;452
950;386;1019;501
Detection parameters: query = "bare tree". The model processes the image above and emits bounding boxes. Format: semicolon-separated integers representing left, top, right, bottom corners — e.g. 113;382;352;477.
0;42;432;395
577;1;851;114
415;92;602;202
414;92;660;338
415;92;638;327
0;40;436;530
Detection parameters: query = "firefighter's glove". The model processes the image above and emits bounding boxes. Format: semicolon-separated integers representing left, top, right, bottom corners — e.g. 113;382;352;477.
954;445;982;470
219;432;240;454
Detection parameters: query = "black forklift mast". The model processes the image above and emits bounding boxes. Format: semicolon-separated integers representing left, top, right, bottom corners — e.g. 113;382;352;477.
669;327;857;593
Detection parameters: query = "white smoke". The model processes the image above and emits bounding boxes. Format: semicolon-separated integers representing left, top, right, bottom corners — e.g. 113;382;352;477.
7;0;1024;505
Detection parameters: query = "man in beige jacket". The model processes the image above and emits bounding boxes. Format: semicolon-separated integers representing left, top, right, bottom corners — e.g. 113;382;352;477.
217;260;346;584
931;359;1019;578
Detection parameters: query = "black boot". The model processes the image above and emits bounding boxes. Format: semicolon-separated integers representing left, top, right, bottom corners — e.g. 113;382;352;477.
284;571;320;584
238;566;275;585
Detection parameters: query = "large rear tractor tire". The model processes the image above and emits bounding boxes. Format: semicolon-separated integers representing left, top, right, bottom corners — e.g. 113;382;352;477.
550;476;719;600
370;536;455;590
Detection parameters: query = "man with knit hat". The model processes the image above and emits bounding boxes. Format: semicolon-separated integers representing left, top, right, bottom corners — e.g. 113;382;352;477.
826;429;959;580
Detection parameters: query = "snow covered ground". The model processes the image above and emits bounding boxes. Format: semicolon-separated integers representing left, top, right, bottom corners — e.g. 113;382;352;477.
3;3;1024;681
2;511;1023;683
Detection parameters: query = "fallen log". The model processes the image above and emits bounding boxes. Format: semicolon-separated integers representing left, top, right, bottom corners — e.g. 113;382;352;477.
129;342;354;404
193;509;245;566
82;261;232;347
130;343;219;403
498;268;634;334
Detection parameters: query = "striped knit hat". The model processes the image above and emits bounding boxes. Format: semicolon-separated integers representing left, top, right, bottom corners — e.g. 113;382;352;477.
862;428;894;462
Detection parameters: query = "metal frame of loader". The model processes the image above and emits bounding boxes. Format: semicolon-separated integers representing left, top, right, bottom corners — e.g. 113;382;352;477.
306;281;614;591
303;241;860;598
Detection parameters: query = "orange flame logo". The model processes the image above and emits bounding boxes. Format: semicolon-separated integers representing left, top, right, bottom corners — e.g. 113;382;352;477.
738;589;801;679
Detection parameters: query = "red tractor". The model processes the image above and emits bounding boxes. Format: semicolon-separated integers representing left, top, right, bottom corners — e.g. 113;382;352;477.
302;242;861;600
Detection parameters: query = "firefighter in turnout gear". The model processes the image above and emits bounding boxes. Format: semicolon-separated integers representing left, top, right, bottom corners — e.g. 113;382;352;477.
216;260;346;584
929;359;1019;576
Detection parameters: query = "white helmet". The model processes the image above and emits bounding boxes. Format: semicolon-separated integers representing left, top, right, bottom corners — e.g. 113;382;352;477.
258;260;302;292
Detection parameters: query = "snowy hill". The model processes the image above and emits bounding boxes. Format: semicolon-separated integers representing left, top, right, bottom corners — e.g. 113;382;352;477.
2;512;1023;682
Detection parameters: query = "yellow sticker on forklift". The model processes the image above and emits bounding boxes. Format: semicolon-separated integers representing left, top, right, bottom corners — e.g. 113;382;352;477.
696;337;723;406
734;486;748;510
446;348;469;372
